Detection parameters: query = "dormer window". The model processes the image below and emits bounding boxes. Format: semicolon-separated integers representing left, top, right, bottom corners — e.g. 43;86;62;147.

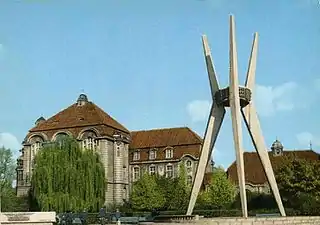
149;149;156;160
165;147;173;159
133;151;140;161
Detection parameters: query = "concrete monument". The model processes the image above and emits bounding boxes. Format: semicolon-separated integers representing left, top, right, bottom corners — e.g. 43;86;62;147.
186;15;286;218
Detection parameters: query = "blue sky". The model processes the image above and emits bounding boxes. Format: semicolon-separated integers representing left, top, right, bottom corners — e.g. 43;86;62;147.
0;0;319;169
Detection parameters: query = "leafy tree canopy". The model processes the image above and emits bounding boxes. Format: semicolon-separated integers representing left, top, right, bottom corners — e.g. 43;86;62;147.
0;146;21;212
130;163;191;212
276;157;320;213
130;172;165;211
196;167;236;209
30;137;105;213
0;146;15;189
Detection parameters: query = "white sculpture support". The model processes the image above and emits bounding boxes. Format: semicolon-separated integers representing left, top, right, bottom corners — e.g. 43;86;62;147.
186;15;286;218
241;33;286;217
228;16;248;217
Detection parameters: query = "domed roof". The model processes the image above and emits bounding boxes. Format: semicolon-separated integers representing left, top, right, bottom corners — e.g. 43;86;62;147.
30;94;129;133
271;139;283;149
77;93;88;102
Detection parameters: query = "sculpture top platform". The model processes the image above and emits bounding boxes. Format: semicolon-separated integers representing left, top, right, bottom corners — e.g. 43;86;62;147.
214;86;252;107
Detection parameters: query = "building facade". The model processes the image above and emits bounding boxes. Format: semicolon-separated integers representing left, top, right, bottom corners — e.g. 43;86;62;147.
16;94;212;205
227;140;320;194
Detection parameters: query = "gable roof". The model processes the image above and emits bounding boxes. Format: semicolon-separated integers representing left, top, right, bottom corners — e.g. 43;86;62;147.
227;150;320;185
130;127;203;149
29;101;129;133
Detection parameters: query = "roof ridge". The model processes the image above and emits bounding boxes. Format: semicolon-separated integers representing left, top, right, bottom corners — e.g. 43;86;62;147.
29;100;129;133
185;127;203;142
90;102;129;133
130;126;190;133
29;103;77;131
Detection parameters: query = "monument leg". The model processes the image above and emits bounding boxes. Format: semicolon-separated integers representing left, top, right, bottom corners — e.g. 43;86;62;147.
186;106;225;215
186;34;226;216
242;33;286;216
242;105;286;216
229;15;248;218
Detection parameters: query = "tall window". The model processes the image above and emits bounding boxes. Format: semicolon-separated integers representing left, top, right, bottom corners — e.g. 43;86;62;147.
149;165;156;175
133;167;140;181
82;137;98;150
17;170;23;181
31;142;41;156
133;151;140;161
31;141;42;167
122;187;127;200
165;148;173;159
149;149;156;160
187;175;193;186
186;160;192;172
166;164;173;178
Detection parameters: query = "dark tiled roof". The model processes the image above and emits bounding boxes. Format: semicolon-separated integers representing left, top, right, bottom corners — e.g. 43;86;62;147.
29;102;129;133
130;127;202;149
227;150;320;185
129;127;203;162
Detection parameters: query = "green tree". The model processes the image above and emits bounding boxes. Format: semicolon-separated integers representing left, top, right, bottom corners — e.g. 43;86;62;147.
197;167;236;209
168;163;190;211
276;157;320;214
155;175;176;210
130;172;165;211
30;137;105;213
0;146;15;189
0;146;18;212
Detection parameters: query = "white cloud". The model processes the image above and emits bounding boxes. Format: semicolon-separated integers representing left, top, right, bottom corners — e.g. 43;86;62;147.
255;81;314;117
296;132;320;148
187;100;211;122
0;132;22;155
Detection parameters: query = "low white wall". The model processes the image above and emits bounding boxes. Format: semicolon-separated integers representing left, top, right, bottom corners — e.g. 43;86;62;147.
0;212;56;225
153;216;320;225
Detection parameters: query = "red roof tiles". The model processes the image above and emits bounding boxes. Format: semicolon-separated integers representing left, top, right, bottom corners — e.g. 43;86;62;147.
130;127;202;149
129;127;203;162
227;150;320;185
29;102;129;133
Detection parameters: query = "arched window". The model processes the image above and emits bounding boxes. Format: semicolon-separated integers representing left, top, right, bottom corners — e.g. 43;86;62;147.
81;131;98;150
82;137;98;150
30;136;44;169
31;141;42;157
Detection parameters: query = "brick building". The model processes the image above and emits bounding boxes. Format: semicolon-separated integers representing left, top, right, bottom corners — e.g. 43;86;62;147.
16;94;213;205
227;140;320;193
